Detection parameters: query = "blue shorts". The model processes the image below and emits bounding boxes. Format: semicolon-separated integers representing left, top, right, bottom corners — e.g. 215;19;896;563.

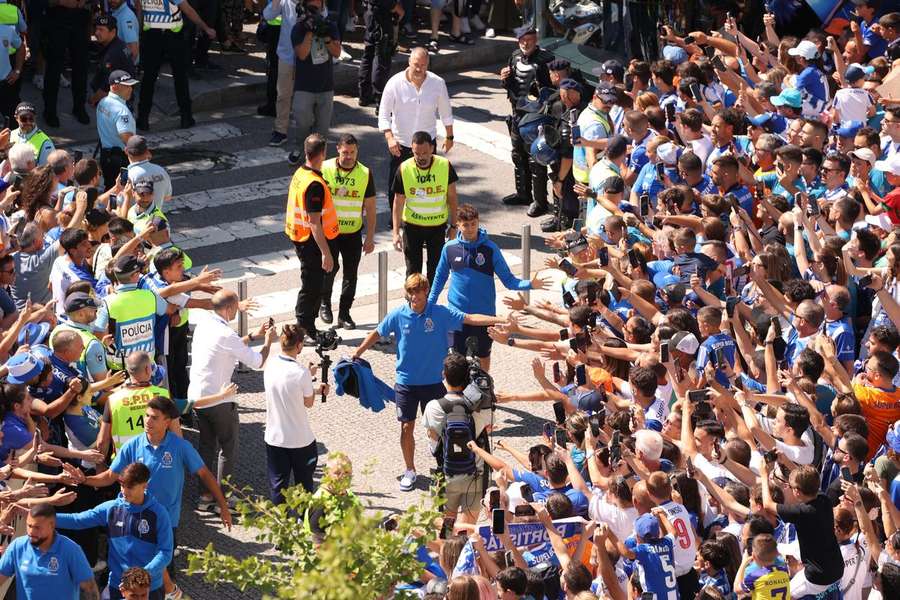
451;324;492;358
395;382;446;422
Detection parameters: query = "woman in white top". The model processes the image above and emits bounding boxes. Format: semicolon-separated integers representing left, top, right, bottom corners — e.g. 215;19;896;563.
263;324;328;504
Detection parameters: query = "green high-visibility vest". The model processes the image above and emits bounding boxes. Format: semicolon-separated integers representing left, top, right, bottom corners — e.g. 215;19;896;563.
108;384;170;450
11;129;51;164
50;322;104;380
399;156;450;226
0;4;18;54
268;16;282;25
572;106;612;184
105;288;158;357
321;158;370;234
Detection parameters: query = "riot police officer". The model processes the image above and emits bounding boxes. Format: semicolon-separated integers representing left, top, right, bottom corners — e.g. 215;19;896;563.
358;0;403;107
500;25;552;217
542;78;586;232
42;0;91;127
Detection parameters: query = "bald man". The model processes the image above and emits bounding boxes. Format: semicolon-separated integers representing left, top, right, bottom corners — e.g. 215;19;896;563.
187;290;277;510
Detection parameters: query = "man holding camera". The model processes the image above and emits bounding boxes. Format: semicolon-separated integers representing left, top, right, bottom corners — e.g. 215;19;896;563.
422;352;492;526
352;273;506;491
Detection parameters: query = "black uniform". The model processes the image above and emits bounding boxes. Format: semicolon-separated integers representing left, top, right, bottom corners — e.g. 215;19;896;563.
501;44;553;212
43;4;91;125
358;0;397;104
91;37;136;96
544;91;588;232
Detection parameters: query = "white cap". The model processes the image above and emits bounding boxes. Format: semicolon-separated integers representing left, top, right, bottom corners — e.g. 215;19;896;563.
865;213;893;231
788;40;819;60
849;147;877;167
874;153;900;176
656;142;681;167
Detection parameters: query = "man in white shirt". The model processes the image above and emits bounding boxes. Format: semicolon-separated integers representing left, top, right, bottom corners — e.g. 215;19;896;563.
378;47;453;208
188;289;276;510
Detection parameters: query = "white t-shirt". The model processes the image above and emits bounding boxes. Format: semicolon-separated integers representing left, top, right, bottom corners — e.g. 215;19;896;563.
49;255;75;318
659;500;698;575
838;533;870;600
759;414;815;465
693;452;736;482
588;491;638;542
690;135;714;168
832;88;873;124
263;354;315;448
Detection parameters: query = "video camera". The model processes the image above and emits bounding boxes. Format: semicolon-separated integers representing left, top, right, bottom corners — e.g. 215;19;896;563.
314;328;341;403
460;336;495;412
296;1;333;38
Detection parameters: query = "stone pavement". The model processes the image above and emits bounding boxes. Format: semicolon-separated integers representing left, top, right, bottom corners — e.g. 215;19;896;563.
175;270;566;599
20;19;515;147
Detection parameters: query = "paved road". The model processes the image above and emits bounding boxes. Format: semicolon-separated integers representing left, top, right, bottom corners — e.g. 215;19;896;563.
93;68;569;599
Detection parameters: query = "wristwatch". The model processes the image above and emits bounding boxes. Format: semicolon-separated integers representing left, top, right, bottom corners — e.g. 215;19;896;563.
248;333;255;342
446;136;454;140
507;338;516;347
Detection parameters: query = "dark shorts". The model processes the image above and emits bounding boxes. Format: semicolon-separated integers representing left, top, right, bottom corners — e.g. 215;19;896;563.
395;382;446;422
451;324;493;358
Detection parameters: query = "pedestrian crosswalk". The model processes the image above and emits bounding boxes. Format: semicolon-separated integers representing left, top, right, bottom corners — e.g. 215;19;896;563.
78;118;523;325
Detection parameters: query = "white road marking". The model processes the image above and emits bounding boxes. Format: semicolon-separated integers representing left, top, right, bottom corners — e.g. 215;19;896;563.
439;118;512;164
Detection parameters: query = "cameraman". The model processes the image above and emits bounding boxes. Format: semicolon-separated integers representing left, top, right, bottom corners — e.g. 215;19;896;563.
291;0;342;145
422;353;491;526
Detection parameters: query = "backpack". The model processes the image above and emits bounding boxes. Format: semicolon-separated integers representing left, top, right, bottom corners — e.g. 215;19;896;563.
437;397;477;478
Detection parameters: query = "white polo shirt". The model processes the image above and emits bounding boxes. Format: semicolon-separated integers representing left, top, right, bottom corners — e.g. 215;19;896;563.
263;354;315;448
187;311;262;408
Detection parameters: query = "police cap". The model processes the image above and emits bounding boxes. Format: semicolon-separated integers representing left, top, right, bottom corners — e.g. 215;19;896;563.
95;14;116;29
559;78;582;94
547;58;571;72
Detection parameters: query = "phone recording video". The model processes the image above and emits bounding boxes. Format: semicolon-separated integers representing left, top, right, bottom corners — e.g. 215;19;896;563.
492;508;505;534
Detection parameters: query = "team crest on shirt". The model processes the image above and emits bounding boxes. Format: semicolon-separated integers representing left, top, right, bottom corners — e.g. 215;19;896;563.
48;557;59;573
138;519;150;535
424;318;434;332
475;253;485;266
161;451;173;467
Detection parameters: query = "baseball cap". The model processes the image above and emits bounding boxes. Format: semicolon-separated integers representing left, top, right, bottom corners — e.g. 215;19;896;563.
670;331;700;355
95;14;116;29
65;292;98;313
747;113;775;128
662;45;688;65
17;322;50;346
133;178;154;194
109;70;139;86
559;78;582;93
600;59;625;82
888;421;900;453
849;147;877;166
14;102;36;116
663;283;687;304
594;80;618;102
606;135;629;160
113;254;145;277
567;235;590;254
4;352;45;385
125;135;149;156
547;58;571;72
788;40;819;60
836;120;864;138
770;88;802;109
864;213;892;231
656;142;682;167
514;24;537;39
844;64;866;83
635;514;660;540
875;153;900;176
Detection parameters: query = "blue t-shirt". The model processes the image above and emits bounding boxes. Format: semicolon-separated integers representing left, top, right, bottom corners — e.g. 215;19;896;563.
96;92;135;149
110;431;205;526
697;332;737;387
0;533;93;600
795;66;828;116
634;535;678;600
376;303;465;386
785;325;814;368
512;469;589;517
111;3;139;47
0;25;21;81
824;318;855;364
0;413;31;462
699;568;736;600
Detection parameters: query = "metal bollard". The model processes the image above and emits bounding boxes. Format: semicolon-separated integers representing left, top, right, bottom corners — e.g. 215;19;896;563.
237;279;249;372
376;251;390;345
521;224;531;303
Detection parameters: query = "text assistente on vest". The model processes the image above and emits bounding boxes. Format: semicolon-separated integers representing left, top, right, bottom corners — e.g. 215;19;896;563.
285;134;340;335
391;131;458;284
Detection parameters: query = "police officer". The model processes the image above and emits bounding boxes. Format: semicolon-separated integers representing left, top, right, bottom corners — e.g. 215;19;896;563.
357;0;403;107
542;78;587;233
52;292;111;385
392;130;458;284
96;70;137;190
97;254;169;361
500;25;552;216
137;0;216;131
100;351;172;453
0;1;24;126
320;133;376;330
42;0;91;127
89;15;136;108
285;133;340;337
10;102;54;166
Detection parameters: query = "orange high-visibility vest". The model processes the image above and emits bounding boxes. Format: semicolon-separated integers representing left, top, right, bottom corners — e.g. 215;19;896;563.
285;165;340;242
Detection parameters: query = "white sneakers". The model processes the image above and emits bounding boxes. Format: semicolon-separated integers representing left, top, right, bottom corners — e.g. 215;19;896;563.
399;469;417;491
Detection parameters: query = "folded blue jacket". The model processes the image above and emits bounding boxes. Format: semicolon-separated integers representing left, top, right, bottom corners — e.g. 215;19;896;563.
333;357;395;413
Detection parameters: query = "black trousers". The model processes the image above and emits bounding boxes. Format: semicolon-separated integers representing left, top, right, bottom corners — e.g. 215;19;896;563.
187;0;217;65
387;144;414;211
0;80;21;127
99;147;128;192
139;29;192;121
43;11;89;117
294;237;339;332
507;114;548;205
263;23;281;107
403;222;445;284
321;230;363;316
266;440;318;504
676;568;700;600
167;322;190;401
358;10;393;102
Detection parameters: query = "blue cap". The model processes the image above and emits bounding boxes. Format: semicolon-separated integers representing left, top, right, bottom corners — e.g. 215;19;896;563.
30;344;52;364
4;352;45;384
836;120;864;138
150;363;167;386
748;113;775;128
574;390;605;412
635;514;661;540
662;45;688;65
17;322;50;346
559;78;582;93
770;88;802;109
